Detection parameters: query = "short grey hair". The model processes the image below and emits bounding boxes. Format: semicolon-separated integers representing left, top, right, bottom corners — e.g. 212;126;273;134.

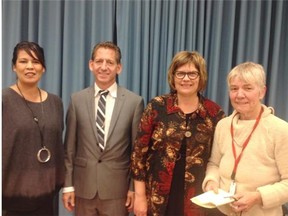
227;62;266;89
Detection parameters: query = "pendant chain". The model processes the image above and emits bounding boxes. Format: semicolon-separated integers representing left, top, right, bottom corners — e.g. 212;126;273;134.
15;82;51;163
16;82;44;148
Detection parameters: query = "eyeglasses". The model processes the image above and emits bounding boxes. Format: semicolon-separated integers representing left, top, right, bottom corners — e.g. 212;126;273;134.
174;71;199;80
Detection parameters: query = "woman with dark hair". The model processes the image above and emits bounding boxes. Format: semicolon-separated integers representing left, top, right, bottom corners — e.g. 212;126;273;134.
131;51;225;216
2;41;65;215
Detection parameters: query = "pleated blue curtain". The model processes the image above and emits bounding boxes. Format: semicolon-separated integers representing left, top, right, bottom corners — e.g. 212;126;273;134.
3;0;288;120
116;0;288;119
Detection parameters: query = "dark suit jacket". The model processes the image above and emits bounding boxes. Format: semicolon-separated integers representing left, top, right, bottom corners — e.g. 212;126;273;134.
64;85;144;200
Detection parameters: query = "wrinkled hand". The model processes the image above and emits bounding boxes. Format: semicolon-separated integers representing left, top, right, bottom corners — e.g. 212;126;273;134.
62;191;75;212
126;190;135;212
133;192;148;216
230;191;262;213
204;180;219;193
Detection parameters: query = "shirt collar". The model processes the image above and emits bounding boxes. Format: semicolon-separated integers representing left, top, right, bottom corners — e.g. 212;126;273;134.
94;82;117;98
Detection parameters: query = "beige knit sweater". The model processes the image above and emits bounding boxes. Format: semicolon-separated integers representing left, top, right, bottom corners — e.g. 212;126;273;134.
203;105;288;216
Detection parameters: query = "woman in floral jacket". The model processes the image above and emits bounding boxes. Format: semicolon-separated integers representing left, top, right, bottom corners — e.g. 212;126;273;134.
131;51;225;216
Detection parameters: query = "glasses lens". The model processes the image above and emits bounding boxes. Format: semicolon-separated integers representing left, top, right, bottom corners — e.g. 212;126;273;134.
175;72;185;79
188;72;199;79
175;71;199;79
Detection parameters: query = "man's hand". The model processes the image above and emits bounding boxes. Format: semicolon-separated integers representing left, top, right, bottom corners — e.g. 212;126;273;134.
62;191;75;212
125;190;135;212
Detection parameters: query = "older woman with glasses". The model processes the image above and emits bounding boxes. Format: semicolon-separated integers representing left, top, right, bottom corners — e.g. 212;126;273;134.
203;62;288;216
131;51;225;216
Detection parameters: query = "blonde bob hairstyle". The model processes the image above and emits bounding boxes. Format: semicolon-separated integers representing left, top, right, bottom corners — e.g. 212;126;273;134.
227;62;266;89
167;51;207;93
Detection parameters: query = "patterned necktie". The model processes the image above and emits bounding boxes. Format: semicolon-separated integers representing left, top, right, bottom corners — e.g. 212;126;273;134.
96;90;109;151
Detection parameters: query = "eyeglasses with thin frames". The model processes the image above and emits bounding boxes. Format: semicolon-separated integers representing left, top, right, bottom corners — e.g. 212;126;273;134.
174;71;199;80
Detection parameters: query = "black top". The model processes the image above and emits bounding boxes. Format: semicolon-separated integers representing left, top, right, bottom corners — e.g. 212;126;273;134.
165;113;191;216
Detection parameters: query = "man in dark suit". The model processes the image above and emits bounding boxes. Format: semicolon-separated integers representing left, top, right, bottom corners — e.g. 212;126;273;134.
62;41;144;216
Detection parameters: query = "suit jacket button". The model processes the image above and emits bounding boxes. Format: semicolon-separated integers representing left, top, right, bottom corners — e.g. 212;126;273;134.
98;160;102;163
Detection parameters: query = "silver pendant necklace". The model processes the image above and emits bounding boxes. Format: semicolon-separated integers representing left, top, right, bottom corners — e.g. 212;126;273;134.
16;82;51;163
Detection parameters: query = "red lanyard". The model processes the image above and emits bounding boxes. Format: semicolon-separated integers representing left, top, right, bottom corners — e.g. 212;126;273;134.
230;108;263;180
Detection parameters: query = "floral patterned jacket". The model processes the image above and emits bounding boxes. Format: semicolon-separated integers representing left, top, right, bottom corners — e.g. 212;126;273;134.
131;93;225;216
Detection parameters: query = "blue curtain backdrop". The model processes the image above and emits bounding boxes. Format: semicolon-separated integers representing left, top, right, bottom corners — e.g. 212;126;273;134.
2;0;288;215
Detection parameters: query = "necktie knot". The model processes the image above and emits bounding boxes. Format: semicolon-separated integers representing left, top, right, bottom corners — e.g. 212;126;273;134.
99;90;109;97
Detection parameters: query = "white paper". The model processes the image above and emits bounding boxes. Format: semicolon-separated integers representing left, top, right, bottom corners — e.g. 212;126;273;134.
191;189;235;209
